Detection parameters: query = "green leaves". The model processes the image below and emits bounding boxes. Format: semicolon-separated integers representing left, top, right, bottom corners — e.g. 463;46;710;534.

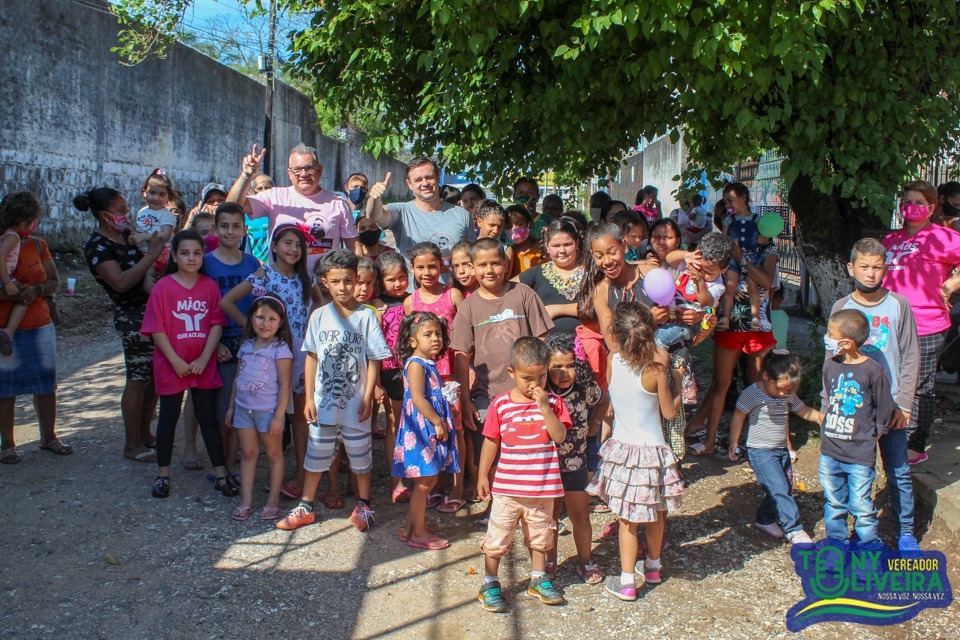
110;0;960;213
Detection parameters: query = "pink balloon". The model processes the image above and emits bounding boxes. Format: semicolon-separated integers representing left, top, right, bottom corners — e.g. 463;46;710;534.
643;268;676;306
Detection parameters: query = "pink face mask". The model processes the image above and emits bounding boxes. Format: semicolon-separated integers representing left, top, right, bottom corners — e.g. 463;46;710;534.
510;228;530;244
901;203;931;221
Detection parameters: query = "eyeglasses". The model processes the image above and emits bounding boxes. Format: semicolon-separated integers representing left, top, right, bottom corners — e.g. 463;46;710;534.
288;164;320;176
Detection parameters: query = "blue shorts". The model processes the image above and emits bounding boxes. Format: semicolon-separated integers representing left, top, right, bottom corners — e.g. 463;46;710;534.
233;407;276;433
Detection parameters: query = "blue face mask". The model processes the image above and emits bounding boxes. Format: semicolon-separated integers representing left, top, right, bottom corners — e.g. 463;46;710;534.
824;335;843;356
347;187;367;205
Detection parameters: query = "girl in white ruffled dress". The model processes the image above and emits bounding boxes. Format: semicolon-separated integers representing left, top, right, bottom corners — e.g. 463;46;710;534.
587;300;684;601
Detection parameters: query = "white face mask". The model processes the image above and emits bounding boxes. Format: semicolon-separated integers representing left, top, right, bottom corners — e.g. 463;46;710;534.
824;335;843;356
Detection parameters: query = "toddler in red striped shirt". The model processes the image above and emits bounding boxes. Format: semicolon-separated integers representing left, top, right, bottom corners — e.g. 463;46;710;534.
476;337;572;613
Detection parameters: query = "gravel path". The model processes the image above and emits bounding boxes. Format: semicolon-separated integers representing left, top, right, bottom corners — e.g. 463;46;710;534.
2;328;958;639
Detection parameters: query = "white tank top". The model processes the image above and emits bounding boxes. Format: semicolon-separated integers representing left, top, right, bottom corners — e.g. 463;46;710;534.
608;355;667;447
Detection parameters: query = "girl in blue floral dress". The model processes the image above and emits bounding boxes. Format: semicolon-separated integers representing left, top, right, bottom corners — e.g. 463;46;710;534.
392;311;461;550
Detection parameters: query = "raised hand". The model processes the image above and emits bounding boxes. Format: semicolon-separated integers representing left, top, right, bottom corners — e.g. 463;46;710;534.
242;143;266;177
367;172;392;201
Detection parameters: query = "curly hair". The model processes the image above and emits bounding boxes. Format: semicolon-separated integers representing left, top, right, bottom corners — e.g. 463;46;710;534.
611;301;656;373
0;192;41;232
242;293;295;350
544;332;596;394
395;311;450;365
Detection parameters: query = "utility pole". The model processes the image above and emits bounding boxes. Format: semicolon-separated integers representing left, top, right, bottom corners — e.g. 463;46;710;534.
262;0;277;177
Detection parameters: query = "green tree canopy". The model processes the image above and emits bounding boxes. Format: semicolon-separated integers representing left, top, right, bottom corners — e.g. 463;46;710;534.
115;0;960;307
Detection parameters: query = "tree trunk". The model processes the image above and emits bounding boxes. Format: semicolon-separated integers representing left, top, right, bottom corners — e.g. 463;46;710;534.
787;175;887;320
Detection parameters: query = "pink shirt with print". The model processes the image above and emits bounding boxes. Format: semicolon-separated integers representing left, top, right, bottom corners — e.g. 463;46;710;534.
141;275;227;395
247;186;357;271
883;223;960;336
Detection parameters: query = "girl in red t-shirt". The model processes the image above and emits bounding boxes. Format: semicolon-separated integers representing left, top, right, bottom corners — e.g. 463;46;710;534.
141;230;237;500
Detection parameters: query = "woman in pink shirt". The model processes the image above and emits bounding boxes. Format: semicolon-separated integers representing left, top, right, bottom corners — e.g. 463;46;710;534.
883;180;960;464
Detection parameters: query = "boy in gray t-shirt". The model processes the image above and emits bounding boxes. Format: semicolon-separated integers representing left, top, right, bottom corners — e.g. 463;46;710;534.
729;351;821;545
831;237;920;552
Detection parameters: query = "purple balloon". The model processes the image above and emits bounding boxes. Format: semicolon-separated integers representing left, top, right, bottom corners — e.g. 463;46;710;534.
643;268;676;306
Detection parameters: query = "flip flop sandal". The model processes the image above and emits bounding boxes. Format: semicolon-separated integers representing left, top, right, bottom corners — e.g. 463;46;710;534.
39;440;74;456
180;457;203;471
426;492;445;509
407;535;450;551
231;506;253;521
686;443;714;456
391;486;411;503
0;447;22;464
322;493;345;509
437;497;466;513
125;450;156;463
589;502;611;514
259;505;282;521
398;525;438;543
280;481;303;499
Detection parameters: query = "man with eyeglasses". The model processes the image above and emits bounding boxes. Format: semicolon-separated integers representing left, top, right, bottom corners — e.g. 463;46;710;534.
227;143;357;270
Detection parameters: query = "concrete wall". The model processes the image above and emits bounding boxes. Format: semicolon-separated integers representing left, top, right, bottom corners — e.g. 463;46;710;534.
0;0;409;251
608;136;687;213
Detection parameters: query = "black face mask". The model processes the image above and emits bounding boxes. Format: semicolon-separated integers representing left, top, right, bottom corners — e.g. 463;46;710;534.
854;279;883;295
358;229;382;247
943;202;960;218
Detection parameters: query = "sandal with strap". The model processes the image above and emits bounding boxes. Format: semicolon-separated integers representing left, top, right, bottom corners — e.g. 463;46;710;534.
598;521;620;541
391;486;411;503
576;562;604;585
214;476;240;497
0;447;22;464
426;492;445;509
39;440;74;456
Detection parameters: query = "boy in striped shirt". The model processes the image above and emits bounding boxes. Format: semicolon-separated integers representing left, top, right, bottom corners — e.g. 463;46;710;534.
476;337;572;612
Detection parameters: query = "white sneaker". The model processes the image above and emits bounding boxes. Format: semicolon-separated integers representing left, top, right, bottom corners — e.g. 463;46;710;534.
754;522;785;539
786;530;814;544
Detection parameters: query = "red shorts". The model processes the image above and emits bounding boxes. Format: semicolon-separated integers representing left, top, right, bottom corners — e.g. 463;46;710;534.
713;330;776;355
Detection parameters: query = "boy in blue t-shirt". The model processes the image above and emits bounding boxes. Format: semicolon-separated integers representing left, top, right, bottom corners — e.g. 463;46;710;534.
198;203;260;472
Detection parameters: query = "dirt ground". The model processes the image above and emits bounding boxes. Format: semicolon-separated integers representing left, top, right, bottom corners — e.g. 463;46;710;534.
1;262;958;639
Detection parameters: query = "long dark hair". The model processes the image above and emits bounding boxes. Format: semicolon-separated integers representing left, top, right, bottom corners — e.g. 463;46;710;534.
544;332;595;394
577;222;622;322
395;311;450;365
242;293;294;350
271;224;312;303
165;229;206;275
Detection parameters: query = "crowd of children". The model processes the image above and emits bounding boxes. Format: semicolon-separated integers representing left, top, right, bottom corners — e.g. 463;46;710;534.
15;168;945;613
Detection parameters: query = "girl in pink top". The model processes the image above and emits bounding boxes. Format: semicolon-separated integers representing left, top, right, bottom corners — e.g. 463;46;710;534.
882;180;960;463
405;242;466;512
141;230;237;499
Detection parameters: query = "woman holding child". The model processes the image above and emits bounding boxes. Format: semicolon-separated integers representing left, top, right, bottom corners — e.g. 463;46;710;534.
80;187;165;463
883;180;960;465
685;183;778;456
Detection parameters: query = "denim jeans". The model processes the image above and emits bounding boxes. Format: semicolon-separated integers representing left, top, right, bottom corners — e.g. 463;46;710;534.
655;322;697;350
747;447;802;535
878;428;914;536
819;454;878;544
